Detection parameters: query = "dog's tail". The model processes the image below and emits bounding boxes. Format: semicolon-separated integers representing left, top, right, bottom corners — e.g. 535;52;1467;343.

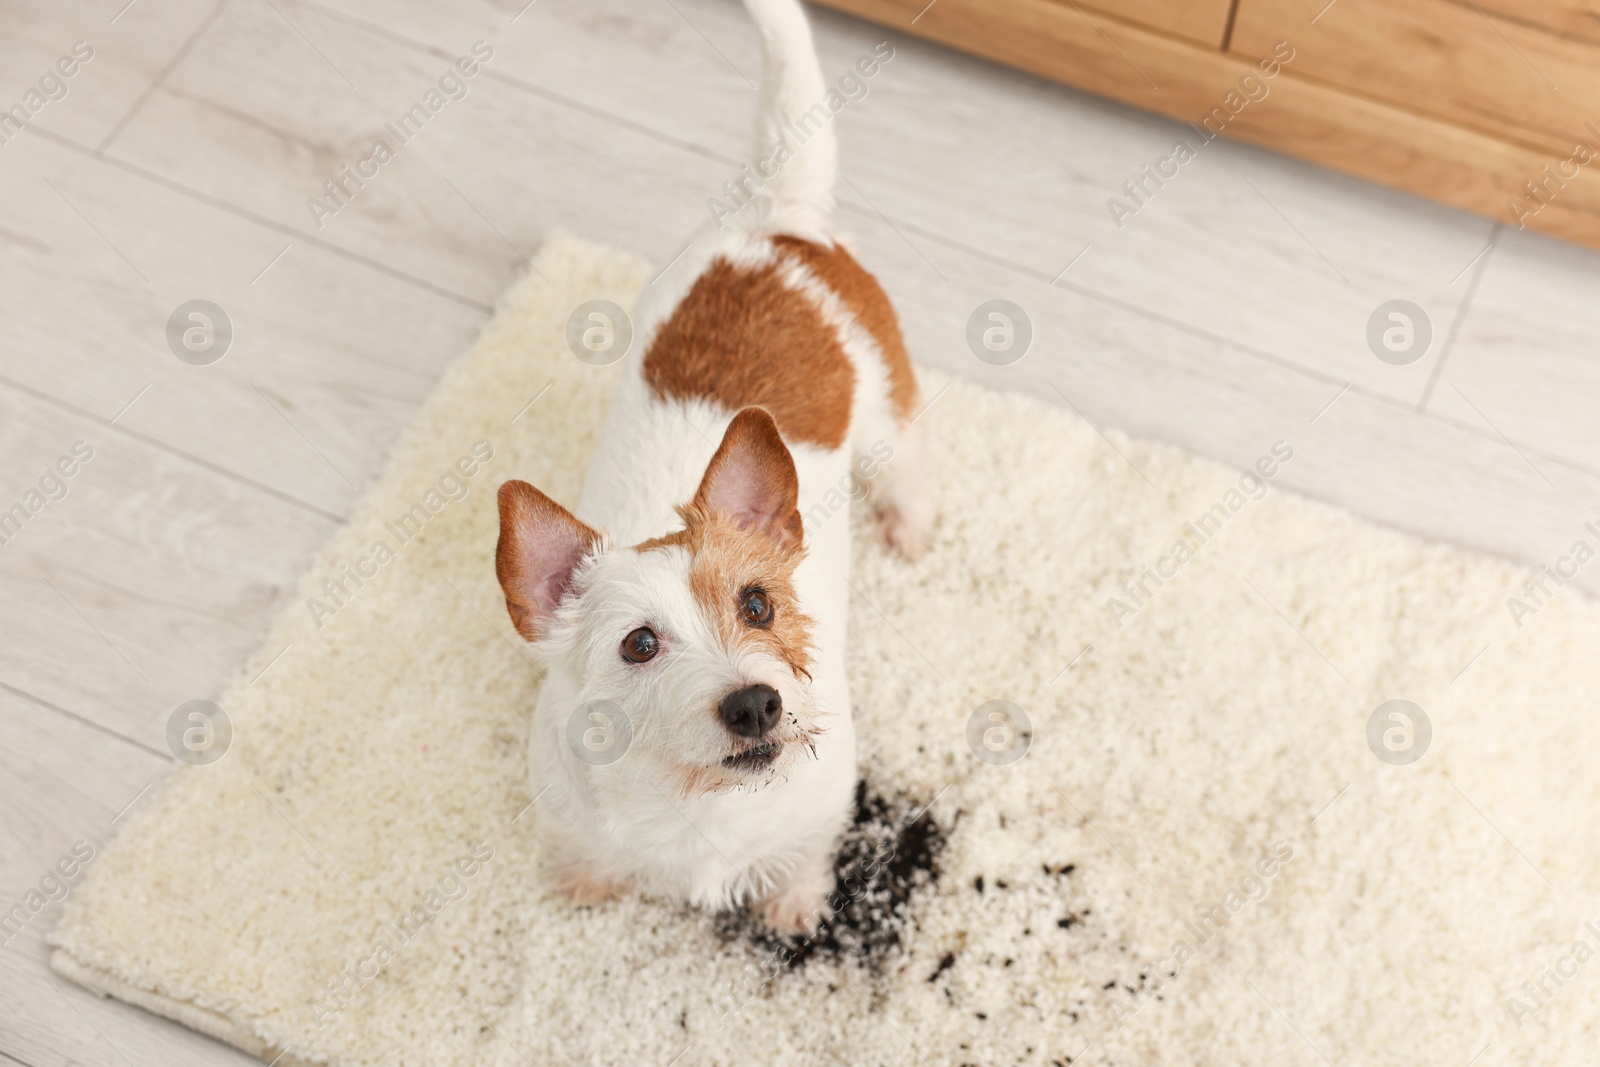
740;0;836;235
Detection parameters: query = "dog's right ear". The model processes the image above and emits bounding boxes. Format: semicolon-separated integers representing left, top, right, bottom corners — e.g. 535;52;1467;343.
692;407;803;550
496;480;600;642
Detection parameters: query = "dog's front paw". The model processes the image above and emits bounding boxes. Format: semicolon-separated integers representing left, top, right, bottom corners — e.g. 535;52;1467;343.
756;884;830;937
878;501;932;560
549;857;619;906
755;851;836;936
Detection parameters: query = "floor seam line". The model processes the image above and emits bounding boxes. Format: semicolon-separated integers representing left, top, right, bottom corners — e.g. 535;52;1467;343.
0;371;349;526
95;0;236;155
29;128;495;314
1418;222;1502;412
0;678;171;762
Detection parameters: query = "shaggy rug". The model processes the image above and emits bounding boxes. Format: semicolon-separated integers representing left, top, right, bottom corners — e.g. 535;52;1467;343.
52;232;1600;1067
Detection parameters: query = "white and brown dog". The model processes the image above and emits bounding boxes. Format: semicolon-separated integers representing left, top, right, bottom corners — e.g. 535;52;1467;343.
495;0;928;934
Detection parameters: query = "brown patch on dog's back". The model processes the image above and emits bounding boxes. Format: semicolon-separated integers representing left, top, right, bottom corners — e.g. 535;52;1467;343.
643;255;854;450
774;235;918;423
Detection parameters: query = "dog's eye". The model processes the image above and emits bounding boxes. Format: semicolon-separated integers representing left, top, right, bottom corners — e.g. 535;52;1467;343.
739;588;774;627
621;627;660;663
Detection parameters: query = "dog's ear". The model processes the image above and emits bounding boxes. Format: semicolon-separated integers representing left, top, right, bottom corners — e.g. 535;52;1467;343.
693;407;802;549
496;480;601;641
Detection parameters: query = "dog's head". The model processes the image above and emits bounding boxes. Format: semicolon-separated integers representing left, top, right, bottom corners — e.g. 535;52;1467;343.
496;407;822;795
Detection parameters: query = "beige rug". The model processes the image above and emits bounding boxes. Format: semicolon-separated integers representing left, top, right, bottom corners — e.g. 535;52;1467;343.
52;232;1600;1066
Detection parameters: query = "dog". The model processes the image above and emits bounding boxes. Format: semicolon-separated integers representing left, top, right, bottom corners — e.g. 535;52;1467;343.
495;0;929;934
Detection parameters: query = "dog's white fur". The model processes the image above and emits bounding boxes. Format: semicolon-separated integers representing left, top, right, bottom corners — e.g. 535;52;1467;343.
500;0;927;933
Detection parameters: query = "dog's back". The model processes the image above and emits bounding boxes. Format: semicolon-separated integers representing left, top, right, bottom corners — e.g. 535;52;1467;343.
582;0;928;557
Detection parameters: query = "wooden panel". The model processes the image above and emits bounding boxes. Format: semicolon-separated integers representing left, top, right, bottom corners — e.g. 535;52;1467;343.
1473;0;1600;46
1070;0;1236;46
814;0;1600;249
1234;0;1600;155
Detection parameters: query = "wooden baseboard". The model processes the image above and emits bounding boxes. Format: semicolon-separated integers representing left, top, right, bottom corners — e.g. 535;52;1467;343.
1236;0;1600;157
815;0;1600;250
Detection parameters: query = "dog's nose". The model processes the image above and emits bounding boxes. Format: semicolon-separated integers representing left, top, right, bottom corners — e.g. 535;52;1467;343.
719;684;781;737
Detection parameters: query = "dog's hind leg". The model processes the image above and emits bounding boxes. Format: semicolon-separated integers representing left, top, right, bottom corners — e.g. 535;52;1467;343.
864;414;934;560
848;285;933;560
772;234;935;559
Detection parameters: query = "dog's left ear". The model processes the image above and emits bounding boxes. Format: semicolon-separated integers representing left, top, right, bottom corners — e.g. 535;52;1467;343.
496;480;601;642
693;407;802;549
